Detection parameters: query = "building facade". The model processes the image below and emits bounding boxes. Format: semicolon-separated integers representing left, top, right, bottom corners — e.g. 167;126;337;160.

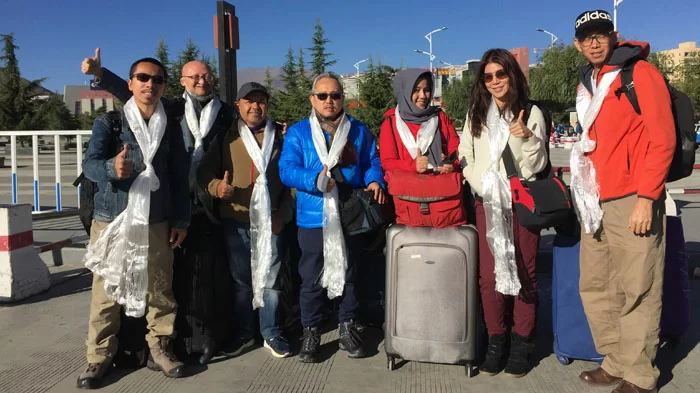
63;85;115;116
658;42;700;81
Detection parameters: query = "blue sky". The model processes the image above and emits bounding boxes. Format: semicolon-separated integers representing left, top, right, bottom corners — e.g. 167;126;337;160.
1;0;698;92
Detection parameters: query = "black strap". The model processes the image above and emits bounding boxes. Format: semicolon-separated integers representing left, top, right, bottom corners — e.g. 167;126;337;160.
615;61;641;115
501;144;519;179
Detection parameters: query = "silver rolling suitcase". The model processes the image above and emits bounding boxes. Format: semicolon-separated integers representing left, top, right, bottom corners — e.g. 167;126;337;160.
384;224;478;377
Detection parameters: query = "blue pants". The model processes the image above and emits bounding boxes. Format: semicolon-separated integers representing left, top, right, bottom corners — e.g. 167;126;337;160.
297;227;358;328
223;220;284;340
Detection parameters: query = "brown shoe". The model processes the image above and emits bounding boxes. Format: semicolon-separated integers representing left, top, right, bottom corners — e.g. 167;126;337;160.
147;336;185;378
76;361;113;389
612;381;658;393
579;367;622;387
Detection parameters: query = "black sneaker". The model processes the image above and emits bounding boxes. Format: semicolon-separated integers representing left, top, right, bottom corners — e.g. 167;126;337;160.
504;333;533;378
219;337;256;357
338;320;366;358
479;333;506;376
264;336;292;358
298;327;321;363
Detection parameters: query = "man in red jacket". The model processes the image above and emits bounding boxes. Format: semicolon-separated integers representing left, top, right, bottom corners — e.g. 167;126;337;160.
570;9;675;393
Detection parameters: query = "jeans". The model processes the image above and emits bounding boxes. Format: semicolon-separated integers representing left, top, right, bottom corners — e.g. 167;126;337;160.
223;219;284;340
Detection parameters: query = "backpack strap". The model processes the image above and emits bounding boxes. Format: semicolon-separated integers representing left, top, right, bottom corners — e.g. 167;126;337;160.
615;60;641;115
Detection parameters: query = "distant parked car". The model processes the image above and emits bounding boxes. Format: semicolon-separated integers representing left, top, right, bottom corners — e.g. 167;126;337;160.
695;122;700;145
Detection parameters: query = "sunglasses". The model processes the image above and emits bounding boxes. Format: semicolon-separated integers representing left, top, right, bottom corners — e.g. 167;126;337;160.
483;69;508;84
131;73;165;85
313;92;343;101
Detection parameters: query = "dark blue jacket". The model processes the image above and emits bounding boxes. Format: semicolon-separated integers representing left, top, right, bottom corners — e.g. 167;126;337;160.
279;115;385;229
83;110;191;229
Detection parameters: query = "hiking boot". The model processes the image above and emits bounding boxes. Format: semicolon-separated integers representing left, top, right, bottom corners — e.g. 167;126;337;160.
264;336;292;358
147;336;185;378
479;333;506;376
299;327;321;363
612;380;658;393
504;333;533;378
338;320;367;358
76;360;113;389
219;336;256;357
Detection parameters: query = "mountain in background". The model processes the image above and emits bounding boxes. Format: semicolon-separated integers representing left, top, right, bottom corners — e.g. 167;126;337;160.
236;67;284;91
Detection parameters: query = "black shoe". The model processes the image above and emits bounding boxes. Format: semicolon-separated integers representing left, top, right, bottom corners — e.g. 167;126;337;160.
76;361;112;389
219;337;256;357
479;333;506;376
198;338;216;365
504;333;532;378
298;327;321;363
338;320;366;358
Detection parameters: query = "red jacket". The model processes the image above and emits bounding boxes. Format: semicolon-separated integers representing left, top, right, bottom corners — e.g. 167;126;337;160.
580;41;675;202
379;108;460;173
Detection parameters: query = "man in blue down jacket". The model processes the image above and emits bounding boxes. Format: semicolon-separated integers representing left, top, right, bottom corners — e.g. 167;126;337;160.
279;72;386;363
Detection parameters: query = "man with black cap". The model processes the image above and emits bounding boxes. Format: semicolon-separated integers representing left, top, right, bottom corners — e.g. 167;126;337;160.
198;82;294;359
570;9;674;393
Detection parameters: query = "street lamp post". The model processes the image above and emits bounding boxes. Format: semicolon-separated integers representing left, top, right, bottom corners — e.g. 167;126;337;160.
613;0;623;32
353;58;369;78
423;27;448;76
535;28;558;49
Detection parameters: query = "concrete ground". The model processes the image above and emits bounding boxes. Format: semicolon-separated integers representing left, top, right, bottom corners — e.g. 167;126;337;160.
1;146;699;393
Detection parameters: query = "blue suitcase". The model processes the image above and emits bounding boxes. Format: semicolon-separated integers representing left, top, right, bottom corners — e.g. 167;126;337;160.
551;216;690;365
551;235;604;365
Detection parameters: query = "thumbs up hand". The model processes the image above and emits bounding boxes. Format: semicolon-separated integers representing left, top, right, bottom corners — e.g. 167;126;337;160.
115;144;133;179
217;170;234;200
81;47;103;78
415;148;429;173
509;110;533;139
317;164;335;193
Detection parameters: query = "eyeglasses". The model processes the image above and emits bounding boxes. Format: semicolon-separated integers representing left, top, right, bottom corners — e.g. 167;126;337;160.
131;73;165;85
313;92;343;101
483;70;508;84
182;74;213;83
577;32;613;48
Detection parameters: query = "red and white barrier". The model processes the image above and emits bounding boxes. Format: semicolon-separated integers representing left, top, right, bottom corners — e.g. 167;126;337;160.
0;204;50;302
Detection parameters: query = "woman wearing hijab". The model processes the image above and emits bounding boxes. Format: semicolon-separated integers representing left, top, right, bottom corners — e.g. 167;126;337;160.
379;69;460;175
458;49;548;378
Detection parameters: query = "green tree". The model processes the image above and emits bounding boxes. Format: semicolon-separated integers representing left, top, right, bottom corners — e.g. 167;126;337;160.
264;67;279;121
298;46;311;93
441;74;474;130
677;55;700;114
353;61;396;137
529;44;587;118
647;51;676;82
308;18;336;76
276;46;310;124
0;33;45;131
77;106;107;130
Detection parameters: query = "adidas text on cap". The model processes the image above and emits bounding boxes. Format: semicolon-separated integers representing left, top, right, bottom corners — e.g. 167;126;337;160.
575;10;614;37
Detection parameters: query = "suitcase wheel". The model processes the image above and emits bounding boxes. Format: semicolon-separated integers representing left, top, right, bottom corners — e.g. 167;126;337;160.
465;363;475;378
387;355;397;371
556;354;572;365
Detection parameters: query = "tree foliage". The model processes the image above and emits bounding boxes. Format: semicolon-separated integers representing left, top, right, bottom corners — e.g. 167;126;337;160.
352;61;396;137
441;74;474;130
275;46;311;124
264;67;279;121
677;55;700;114
529;44;587;119
308;18;336;76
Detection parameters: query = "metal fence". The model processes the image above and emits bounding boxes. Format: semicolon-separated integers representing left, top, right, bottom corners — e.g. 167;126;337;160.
4;130;92;213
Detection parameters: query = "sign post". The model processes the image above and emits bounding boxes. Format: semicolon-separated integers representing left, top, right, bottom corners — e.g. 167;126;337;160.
214;1;239;103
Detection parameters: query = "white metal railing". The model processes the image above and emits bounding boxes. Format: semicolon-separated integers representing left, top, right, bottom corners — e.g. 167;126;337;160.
3;130;92;212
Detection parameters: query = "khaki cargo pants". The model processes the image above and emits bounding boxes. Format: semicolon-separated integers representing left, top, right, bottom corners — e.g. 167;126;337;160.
86;220;177;364
579;195;665;390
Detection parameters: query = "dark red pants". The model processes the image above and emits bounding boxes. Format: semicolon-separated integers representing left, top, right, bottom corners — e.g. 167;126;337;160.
475;200;540;337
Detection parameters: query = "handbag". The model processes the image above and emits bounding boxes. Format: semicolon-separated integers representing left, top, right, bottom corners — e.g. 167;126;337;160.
332;167;393;236
501;144;572;230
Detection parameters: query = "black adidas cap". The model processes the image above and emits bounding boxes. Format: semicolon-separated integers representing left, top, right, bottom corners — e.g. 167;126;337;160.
575;10;614;37
236;82;269;101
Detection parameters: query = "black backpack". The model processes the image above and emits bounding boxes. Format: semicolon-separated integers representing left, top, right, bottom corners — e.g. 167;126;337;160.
73;111;123;234
615;59;697;182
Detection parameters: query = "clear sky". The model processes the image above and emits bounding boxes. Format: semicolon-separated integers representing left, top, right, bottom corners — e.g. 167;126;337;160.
1;0;698;92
